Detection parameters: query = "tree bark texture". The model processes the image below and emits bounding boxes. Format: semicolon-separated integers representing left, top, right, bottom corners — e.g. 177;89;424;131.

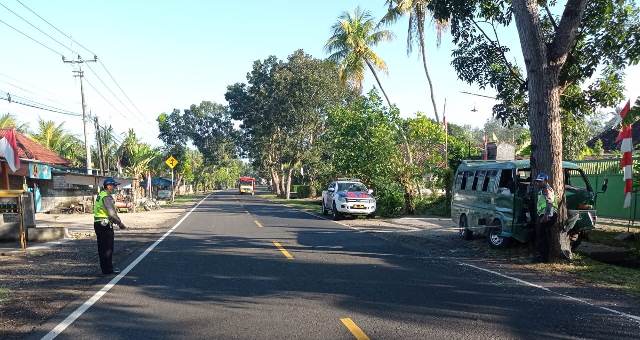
365;59;392;108
513;0;587;261
420;42;440;123
285;167;294;200
271;169;281;196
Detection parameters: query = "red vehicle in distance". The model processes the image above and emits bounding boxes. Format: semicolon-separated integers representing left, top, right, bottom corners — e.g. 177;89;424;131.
238;177;256;195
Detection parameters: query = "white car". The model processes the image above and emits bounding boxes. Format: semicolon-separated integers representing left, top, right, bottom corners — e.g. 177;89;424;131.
321;180;376;220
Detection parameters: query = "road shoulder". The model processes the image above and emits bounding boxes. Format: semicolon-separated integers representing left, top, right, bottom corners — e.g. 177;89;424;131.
0;194;207;340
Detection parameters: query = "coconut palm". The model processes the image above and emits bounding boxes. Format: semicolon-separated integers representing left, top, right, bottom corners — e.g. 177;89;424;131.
381;0;446;123
325;7;394;107
31;119;84;166
0;113;29;132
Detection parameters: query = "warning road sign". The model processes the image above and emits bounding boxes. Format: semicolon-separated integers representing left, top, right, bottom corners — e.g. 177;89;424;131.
165;156;179;169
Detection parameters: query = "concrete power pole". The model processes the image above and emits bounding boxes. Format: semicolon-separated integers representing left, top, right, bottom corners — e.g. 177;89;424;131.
64;55;97;174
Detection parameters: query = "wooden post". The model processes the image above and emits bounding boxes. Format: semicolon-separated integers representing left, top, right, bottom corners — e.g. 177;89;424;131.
18;195;26;250
1;162;9;190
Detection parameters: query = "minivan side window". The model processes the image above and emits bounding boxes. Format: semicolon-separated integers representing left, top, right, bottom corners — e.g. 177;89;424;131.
498;169;514;193
472;171;484;191
460;171;469;190
482;170;496;191
455;172;463;189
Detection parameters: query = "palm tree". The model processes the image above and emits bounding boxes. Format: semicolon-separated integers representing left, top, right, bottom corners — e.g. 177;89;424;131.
31;119;84;166
381;0;446;123
0;113;29;132
325;7;394;107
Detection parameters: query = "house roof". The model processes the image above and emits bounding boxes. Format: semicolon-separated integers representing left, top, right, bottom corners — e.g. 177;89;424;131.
587;121;640;151
0;129;70;165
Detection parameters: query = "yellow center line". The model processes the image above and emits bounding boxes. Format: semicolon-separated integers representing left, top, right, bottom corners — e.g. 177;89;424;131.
340;318;370;340
272;241;294;260
254;220;263;228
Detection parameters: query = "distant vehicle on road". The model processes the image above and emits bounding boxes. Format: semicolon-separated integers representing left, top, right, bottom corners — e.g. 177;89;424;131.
238;177;256;195
322;179;376;220
451;160;604;249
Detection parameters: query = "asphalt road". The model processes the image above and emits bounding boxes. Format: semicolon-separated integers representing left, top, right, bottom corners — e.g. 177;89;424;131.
34;192;640;339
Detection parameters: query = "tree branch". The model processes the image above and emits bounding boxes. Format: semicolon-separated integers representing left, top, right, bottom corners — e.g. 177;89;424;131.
472;18;526;85
544;4;558;30
549;0;587;64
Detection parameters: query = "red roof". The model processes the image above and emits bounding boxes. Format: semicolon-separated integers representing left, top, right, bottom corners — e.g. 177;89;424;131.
0;129;70;165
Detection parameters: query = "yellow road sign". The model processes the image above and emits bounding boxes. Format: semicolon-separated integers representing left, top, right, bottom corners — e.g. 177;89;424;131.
165;156;179;169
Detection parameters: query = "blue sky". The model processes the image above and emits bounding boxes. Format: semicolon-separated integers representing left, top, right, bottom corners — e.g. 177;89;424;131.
0;0;638;146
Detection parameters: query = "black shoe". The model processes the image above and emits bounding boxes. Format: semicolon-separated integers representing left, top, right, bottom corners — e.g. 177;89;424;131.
102;269;121;275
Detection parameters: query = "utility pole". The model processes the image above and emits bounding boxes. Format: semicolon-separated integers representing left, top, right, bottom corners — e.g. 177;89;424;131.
64;55;97;174
94;115;106;175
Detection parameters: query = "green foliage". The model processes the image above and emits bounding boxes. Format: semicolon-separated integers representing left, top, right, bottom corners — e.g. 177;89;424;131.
30;119;84;167
0;113;29;133
324;91;409;216
226;49;352;198
118;129;158;179
291;185;311;198
593;139;604;156
325;7;393;92
429;0;640;125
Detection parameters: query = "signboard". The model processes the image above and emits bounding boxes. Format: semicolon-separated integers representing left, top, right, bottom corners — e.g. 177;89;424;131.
28;163;51;180
165;156;179;169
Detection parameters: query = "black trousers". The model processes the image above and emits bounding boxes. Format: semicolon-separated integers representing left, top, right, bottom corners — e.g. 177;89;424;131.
94;221;114;274
536;213;558;261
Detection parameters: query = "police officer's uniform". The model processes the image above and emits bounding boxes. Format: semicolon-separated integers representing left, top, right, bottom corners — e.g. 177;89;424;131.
534;173;558;260
93;179;126;274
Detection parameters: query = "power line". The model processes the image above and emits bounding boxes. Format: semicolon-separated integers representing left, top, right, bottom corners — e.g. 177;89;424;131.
82;76;129;121
0;92;82;117
0;1;76;55
99;61;145;117
13;0;147;123
0;78;77;110
15;0;97;56
84;62;138;119
0;17;62;56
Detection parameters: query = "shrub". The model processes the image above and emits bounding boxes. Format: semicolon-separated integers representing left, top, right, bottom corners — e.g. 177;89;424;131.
291;185;311;198
373;182;405;217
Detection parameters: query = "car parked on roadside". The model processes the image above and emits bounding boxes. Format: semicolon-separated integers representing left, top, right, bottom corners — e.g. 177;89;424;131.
451;160;606;249
322;179;376;220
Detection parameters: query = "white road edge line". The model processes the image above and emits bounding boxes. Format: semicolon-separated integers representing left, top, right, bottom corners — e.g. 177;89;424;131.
460;262;640;324
41;194;212;340
277;199;640;325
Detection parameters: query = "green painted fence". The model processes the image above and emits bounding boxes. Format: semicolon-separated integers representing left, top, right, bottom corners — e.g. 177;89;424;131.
572;158;638;220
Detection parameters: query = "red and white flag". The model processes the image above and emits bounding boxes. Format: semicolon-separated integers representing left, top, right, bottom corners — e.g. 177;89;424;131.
616;100;633;208
0;129;21;172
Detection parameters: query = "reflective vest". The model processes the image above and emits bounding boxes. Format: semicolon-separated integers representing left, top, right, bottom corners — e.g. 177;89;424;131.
537;186;558;216
94;190;110;220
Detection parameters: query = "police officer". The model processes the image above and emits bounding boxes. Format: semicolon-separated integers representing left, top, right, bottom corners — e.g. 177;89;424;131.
93;178;127;275
534;172;558;261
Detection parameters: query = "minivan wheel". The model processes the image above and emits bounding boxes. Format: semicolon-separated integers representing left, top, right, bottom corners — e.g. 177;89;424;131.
459;215;473;240
488;221;511;248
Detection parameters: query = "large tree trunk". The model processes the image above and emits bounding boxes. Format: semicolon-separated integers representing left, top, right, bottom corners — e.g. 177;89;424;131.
271;169;281;196
513;0;587;262
419;41;440;123
285;167;294;200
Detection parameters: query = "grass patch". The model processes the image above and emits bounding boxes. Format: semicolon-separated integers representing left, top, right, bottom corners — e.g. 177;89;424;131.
524;253;640;296
587;229;640;258
0;287;9;304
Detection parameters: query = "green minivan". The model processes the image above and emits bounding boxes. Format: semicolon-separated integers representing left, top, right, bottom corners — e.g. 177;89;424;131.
451;160;602;248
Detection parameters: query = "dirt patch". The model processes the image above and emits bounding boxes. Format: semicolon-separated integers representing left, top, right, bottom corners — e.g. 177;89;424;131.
0;196;204;339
